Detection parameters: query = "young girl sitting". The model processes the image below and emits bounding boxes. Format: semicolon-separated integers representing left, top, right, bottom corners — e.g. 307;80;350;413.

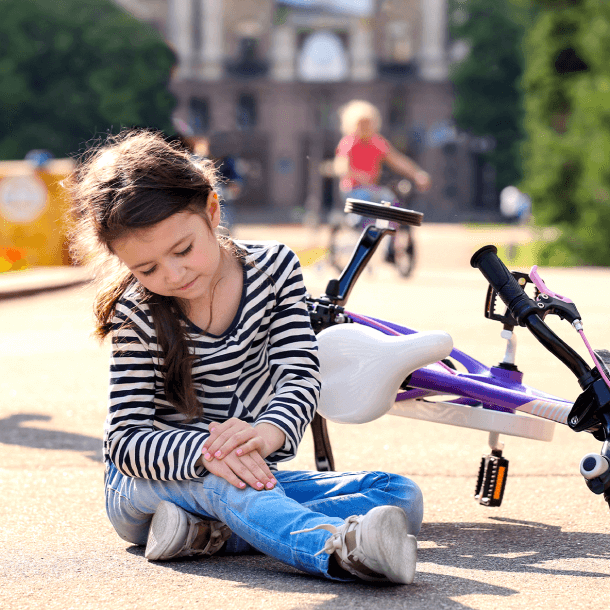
68;129;424;585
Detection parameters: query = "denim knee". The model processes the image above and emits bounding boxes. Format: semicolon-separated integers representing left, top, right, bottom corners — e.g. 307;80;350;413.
388;473;424;536
105;485;151;546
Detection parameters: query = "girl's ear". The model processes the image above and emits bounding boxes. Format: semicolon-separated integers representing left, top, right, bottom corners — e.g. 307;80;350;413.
207;191;221;228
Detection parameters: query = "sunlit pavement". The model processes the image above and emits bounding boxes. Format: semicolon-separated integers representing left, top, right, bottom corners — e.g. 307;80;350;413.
1;223;609;610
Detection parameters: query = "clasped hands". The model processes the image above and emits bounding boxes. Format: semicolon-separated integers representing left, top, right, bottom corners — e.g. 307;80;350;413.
201;418;282;492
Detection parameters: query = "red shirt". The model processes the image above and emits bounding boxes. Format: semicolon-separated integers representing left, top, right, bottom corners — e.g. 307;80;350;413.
336;133;390;192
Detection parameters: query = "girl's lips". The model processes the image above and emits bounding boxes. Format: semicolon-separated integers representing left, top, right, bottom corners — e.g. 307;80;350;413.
178;277;197;291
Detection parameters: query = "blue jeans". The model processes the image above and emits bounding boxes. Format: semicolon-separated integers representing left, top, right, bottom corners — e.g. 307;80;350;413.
346;186;397;205
105;463;424;581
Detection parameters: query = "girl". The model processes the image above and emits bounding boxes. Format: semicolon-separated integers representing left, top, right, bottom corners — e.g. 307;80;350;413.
334;100;431;196
68;129;424;585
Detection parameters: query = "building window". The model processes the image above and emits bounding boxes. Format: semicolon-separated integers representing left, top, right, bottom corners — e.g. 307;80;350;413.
189;97;209;134
385;21;413;63
389;93;406;128
237;94;257;130
298;30;349;82
315;91;333;129
239;37;258;61
226;36;268;79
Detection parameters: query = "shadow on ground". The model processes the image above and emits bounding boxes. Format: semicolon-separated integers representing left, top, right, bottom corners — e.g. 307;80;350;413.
419;517;610;576
122;517;609;608
0;413;102;461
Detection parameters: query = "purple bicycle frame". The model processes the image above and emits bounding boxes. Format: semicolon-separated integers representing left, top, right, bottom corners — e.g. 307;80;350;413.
345;310;574;426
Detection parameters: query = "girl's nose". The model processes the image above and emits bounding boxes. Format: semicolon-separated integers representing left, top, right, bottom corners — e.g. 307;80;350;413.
165;260;185;284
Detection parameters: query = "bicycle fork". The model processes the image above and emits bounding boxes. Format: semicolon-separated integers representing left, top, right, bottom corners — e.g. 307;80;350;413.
474;329;516;508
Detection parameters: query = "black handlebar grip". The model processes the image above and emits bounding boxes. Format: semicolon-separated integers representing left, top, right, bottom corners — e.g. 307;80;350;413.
470;245;539;325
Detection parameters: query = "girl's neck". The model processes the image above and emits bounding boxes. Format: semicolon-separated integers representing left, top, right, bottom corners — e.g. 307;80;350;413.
183;245;243;335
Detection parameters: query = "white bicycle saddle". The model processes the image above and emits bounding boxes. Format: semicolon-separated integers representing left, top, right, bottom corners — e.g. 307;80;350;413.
317;324;453;424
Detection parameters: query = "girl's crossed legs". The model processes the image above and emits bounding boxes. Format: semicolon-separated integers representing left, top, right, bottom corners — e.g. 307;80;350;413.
105;464;423;580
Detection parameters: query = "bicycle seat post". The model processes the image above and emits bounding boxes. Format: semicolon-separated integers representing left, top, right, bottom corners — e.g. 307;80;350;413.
374;200;393;229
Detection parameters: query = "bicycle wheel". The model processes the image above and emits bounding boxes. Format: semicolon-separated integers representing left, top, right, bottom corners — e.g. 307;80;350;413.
328;222;358;274
394;225;416;278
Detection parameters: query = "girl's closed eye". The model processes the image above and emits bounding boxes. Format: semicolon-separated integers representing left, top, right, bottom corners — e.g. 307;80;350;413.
177;244;193;257
140;245;191;276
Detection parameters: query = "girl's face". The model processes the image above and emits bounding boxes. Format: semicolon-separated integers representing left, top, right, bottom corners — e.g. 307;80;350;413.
355;117;375;140
112;194;223;301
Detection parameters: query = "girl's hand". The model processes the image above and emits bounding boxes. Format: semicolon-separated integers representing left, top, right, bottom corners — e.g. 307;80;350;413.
203;448;277;491
414;170;431;192
202;418;266;461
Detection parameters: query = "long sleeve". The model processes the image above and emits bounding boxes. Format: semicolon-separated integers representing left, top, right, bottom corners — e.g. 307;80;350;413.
105;299;209;481
253;248;321;461
102;241;323;478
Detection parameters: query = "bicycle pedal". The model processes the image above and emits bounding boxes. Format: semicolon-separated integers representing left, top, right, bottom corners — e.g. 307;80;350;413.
475;451;509;507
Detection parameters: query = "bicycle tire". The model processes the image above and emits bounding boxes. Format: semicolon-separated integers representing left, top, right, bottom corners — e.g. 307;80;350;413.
345;199;423;226
393;227;416;278
328;223;355;274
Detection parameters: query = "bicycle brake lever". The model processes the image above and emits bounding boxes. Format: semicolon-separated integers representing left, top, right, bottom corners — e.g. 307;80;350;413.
529;265;582;324
529;265;573;303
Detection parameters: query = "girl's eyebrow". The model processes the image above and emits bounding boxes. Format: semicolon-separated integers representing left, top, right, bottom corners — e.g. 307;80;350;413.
132;234;193;269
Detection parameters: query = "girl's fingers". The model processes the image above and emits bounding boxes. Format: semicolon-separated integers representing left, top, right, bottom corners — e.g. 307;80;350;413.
224;453;276;490
234;437;265;458
216;430;258;458
248;451;276;485
206;418;243;444
207;429;259;459
239;454;272;488
204;420;254;456
205;457;247;490
204;428;240;458
223;454;262;490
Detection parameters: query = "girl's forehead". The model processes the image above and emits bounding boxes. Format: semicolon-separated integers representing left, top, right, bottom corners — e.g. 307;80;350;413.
140;211;200;239
113;212;201;255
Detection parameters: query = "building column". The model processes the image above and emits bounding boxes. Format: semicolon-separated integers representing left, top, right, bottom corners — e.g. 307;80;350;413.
419;0;448;81
350;18;375;81
167;0;195;79
271;25;297;81
200;0;224;80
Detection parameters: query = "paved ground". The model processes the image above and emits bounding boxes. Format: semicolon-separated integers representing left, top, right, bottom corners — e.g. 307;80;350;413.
1;223;609;610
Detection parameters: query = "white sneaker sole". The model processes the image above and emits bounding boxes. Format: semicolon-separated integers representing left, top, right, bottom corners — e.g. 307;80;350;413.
145;501;188;561
360;506;417;584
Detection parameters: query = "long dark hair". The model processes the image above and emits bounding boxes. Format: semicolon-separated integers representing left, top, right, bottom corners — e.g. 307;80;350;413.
67;129;226;420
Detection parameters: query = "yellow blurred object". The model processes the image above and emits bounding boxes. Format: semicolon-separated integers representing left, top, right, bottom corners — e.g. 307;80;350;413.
296;246;328;267
0;158;75;270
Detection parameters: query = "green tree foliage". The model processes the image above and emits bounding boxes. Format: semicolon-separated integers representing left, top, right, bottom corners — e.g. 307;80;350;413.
0;0;176;160
521;0;610;265
449;0;530;191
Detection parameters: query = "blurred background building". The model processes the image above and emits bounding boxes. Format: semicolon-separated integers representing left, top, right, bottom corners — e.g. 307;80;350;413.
113;0;496;222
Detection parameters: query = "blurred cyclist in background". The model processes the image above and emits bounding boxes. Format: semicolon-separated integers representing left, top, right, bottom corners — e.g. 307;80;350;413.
333;100;431;265
334;100;431;204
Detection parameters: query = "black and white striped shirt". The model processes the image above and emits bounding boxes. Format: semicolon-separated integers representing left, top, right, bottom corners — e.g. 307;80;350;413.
104;240;321;481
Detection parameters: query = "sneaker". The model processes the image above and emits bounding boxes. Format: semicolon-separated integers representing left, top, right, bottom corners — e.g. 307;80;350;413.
292;506;417;584
145;501;232;561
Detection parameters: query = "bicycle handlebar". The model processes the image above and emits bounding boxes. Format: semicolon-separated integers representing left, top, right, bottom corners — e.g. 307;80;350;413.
470;245;540;325
471;245;594;389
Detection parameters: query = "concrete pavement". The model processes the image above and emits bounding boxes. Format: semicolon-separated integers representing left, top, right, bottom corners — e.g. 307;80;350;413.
1;222;609;610
0;265;91;300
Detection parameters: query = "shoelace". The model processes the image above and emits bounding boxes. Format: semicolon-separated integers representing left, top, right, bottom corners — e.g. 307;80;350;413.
184;521;230;556
290;515;364;557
